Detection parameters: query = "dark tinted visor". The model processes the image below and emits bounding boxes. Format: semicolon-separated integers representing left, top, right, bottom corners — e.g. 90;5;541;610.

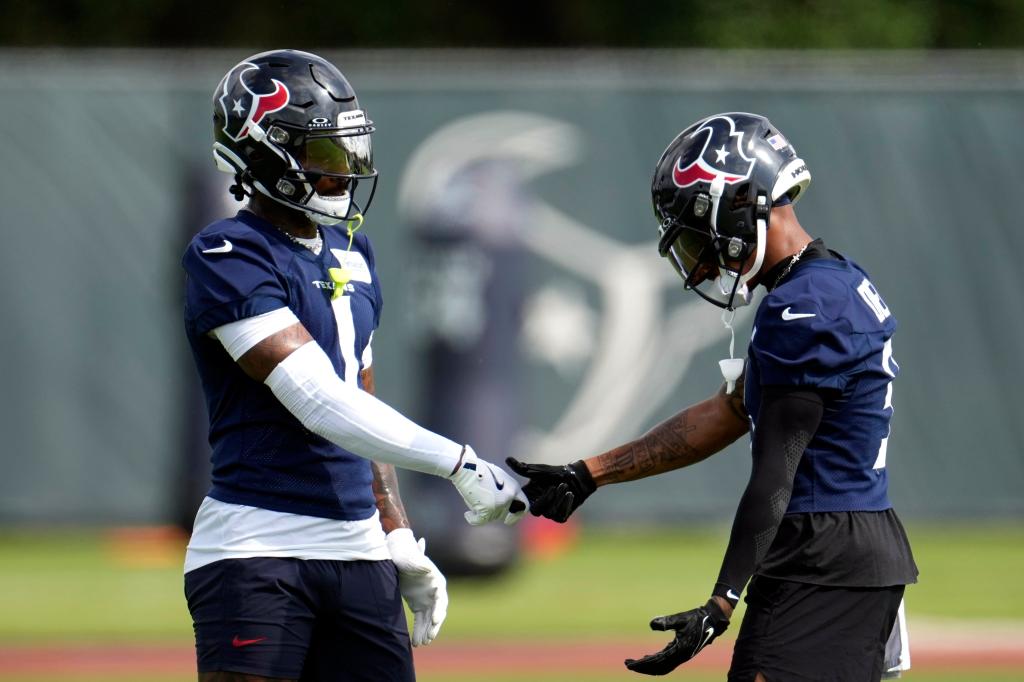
304;134;374;177
662;224;716;284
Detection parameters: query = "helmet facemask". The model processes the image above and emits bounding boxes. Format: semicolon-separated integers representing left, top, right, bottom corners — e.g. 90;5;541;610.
658;176;769;311
215;113;378;226
262;114;377;225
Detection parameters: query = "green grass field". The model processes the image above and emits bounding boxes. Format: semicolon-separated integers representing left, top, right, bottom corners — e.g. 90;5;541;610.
1;523;1022;680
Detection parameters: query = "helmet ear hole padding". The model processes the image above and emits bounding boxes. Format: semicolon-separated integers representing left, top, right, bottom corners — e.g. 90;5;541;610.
730;182;752;210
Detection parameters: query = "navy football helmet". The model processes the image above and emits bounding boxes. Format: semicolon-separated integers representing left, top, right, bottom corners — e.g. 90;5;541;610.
652;113;811;309
212;49;377;225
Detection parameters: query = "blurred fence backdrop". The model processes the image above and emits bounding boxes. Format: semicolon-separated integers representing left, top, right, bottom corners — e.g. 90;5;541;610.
0;49;1021;526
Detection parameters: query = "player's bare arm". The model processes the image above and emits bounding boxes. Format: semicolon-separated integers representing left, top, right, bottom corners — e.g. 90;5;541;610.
362;365;412;534
236;323;313;383
508;375;747;522
588;374;748;486
360;364;376;396
373;463;410;533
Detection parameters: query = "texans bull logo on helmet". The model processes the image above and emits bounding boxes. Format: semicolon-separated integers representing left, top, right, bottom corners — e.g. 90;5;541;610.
672;115;757;189
217;62;290;142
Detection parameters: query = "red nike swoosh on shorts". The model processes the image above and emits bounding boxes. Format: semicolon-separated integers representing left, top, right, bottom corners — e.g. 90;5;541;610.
231;635;268;648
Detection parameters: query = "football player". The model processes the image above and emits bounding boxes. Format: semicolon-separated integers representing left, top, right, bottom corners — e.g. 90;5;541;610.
509;113;917;681
182;49;526;682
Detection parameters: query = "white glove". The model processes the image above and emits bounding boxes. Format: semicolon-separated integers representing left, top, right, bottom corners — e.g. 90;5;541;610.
386;528;448;647
449;446;528;526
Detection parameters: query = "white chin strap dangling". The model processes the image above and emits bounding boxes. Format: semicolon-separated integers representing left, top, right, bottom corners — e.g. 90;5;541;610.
718;309;745;394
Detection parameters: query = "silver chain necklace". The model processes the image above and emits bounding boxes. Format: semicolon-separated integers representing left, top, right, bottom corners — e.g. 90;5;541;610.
770;241;810;291
276;226;323;255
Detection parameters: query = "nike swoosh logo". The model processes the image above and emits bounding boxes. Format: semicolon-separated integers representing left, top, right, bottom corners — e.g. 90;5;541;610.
202;239;233;254
231;635;267;648
726;589;739;601
694;616;715;655
781;306;815;321
487;467;505;491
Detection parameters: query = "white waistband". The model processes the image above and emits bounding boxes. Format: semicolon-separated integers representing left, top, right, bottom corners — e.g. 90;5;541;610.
184;497;389;574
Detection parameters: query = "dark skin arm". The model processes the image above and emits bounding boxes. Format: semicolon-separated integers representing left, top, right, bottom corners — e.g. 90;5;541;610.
585;374;749;486
236;322;313;381
363;365;412;534
234;324;410;533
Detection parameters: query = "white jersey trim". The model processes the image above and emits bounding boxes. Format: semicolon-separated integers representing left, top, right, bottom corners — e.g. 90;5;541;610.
361;331;374;370
184;496;389;574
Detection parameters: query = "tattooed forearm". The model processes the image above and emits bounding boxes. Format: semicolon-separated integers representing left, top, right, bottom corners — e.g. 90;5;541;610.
592;412;702;485
361;365;410;534
586;383;750;487
372;462;410;534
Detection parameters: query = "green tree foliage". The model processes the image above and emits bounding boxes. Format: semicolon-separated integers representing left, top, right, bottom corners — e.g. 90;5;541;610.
2;0;1023;48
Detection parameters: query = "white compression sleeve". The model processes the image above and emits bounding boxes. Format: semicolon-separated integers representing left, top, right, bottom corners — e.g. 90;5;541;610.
213;307;299;360
264;341;462;477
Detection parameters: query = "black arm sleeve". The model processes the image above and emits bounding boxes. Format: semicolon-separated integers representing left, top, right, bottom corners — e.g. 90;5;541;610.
713;387;824;604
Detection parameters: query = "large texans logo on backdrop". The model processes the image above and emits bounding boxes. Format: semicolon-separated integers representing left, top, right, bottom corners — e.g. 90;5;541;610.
672;115;756;188
218;62;290;142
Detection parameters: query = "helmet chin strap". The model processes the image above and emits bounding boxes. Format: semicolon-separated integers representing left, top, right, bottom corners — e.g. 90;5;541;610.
708;175;725;234
247;127;357;226
252;180;353;226
707;176;766;309
712;192;768;391
738;194;769;288
708;177;740;304
310;213;345;226
304;192;352;226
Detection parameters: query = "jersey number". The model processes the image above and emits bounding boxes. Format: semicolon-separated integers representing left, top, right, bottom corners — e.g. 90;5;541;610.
857;278;891;323
873;338;898;469
855;277;896;469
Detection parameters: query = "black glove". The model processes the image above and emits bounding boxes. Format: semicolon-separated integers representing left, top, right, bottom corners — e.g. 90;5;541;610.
505;458;596;523
624;599;730;676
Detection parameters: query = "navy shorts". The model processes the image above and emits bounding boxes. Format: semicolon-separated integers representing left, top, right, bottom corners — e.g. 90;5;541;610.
728;576;904;682
184;557;414;681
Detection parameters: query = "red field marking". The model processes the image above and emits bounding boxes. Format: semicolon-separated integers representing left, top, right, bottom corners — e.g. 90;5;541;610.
2;637;1022;677
414;639;734;672
1;645;193;676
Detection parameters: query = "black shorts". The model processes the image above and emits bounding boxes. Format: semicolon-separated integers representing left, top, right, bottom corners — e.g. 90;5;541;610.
184;557;414;681
728;576;904;682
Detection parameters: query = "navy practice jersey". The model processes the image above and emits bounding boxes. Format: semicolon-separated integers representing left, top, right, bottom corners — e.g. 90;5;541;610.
182;210;382;521
745;254;898;514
